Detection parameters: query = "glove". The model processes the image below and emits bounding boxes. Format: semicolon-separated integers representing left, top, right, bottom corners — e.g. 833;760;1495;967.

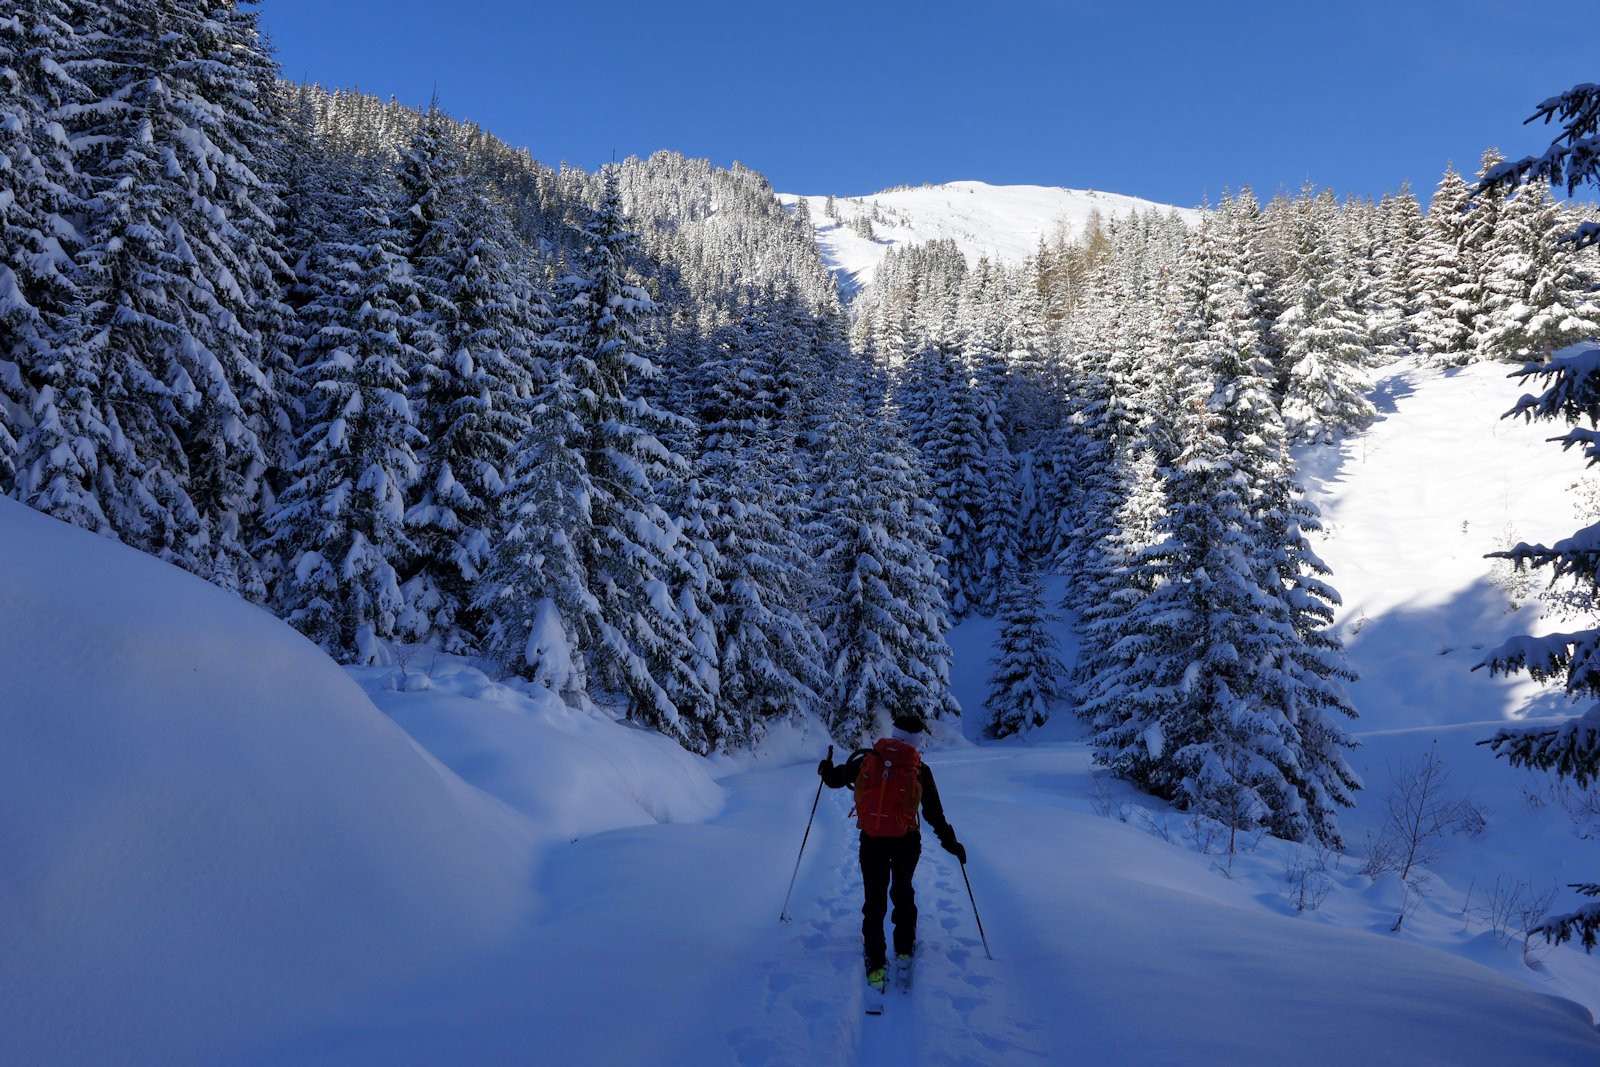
944;839;967;865
817;758;833;779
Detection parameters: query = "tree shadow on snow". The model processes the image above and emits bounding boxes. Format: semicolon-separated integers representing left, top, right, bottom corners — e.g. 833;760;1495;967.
1367;368;1418;419
1339;576;1576;731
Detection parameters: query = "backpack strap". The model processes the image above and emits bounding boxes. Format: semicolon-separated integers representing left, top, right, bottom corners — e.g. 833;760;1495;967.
844;748;874;820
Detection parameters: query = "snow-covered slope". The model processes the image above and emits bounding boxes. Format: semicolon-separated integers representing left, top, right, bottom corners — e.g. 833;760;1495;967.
1296;359;1588;732
0;497;721;1066
0;498;533;1065
777;180;1199;297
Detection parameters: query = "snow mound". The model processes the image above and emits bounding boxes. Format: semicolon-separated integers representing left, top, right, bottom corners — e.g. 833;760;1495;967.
778;180;1199;297
0;498;534;1066
349;656;724;840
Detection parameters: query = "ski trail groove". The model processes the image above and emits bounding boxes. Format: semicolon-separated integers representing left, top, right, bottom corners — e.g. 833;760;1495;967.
736;773;1052;1064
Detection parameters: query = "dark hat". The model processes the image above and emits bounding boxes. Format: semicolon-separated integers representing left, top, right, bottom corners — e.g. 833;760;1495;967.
891;714;926;735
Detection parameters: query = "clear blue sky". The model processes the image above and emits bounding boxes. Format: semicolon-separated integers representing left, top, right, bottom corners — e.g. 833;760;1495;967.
260;0;1586;207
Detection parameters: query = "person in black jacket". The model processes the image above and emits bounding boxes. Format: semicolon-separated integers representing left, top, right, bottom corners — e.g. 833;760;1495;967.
818;715;965;991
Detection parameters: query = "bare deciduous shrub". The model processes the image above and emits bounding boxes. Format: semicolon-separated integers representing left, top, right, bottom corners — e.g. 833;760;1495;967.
1471;875;1561;967
1088;775;1116;818
1359;744;1484;930
1135;808;1172;844
1284;843;1338;912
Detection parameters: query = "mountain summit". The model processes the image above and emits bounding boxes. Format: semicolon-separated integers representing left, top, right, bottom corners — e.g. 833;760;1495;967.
778;180;1197;297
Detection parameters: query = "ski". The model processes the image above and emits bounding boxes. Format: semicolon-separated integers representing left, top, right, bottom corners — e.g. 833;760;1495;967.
864;977;885;1015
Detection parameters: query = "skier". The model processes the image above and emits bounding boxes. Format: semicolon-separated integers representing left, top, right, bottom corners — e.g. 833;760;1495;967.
817;715;966;994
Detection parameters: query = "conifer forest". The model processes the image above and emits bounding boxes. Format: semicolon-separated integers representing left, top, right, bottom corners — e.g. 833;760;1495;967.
7;4;1600;855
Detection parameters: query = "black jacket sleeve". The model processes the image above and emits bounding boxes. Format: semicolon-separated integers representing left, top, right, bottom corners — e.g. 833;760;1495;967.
821;750;866;790
918;764;958;848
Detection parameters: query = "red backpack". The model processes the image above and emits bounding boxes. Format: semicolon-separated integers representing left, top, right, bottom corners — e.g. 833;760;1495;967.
852;738;923;837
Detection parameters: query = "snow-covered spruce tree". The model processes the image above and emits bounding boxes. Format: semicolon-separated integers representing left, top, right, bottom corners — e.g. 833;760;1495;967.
1067;443;1165;683
557;166;718;750
685;309;828;741
1077;361;1351;845
1260;470;1362;845
1057;222;1173;610
209;5;298;590
770;290;845;455
1270;190;1375;444
985;568;1064;739
1377;183;1427;361
1466;148;1513;361
13;2;285;592
474;369;595;703
1479;182;1600;364
1205;195;1361;840
37;3;205;562
1413;167;1478;364
998;260;1059;449
396;109;536;651
57;0;288;596
813;362;959;743
1211;190;1275;383
394;101;458;325
0;0;83;496
1336;196;1390;369
896;342;990;617
1067;223;1196;700
1478;347;1600;948
1483;83;1600;249
267;165;425;664
1475;86;1600;948
401;202;537;651
962;336;1023;617
1198;218;1362;843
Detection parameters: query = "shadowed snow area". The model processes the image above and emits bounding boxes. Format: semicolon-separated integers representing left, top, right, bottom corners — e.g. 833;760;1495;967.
0;498;535;1064
0;497;713;1066
1296;359;1590;729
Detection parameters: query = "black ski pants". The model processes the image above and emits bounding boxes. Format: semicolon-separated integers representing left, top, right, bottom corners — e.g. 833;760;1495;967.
860;830;920;970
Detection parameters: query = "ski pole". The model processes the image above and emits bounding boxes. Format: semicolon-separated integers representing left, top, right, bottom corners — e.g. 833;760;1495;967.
960;861;994;960
780;745;833;923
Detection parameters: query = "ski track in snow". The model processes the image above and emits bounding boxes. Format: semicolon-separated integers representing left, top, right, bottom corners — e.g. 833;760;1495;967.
732;784;1042;1067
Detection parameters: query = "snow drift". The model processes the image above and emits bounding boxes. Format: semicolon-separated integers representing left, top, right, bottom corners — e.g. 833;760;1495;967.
0;498;534;1066
347;656;724;840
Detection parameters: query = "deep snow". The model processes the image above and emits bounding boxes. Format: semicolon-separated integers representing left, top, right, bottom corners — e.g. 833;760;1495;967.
6;359;1600;1064
0;496;717;1066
